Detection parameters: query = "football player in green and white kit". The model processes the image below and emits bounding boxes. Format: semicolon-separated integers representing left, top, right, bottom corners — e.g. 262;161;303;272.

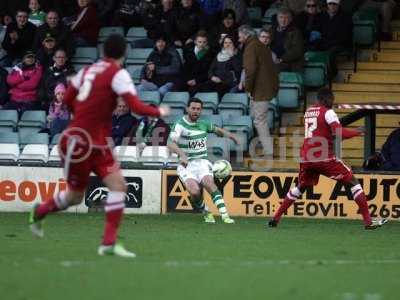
168;98;240;224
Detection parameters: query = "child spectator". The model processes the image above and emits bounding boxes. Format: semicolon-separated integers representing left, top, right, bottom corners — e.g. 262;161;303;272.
47;83;70;138
28;0;46;27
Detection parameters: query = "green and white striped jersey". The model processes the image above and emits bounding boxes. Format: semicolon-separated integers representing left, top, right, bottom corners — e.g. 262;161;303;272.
168;116;215;160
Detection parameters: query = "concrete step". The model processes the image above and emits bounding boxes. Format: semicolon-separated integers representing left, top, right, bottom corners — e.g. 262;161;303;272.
334;91;400;103
339;61;400;71
345;72;400;83
332;83;400;93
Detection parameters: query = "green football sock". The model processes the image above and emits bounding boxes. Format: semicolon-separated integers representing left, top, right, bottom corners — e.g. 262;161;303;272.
210;190;228;218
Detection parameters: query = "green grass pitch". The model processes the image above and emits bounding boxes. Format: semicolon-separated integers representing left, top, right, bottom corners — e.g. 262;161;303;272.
1;213;400;300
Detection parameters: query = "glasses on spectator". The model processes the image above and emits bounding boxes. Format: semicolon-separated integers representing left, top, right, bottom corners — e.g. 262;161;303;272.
306;4;317;8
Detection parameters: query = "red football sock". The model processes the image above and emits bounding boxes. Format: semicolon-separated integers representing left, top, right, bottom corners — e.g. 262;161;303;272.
35;198;59;219
354;192;372;226
273;197;295;222
102;191;126;246
102;209;123;246
35;191;69;220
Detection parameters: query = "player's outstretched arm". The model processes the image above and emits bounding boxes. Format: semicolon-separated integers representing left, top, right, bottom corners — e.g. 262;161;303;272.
214;127;240;144
330;122;363;140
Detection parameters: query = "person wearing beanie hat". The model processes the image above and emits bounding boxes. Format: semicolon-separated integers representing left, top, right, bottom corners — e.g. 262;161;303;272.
46;83;70;137
209;8;239;50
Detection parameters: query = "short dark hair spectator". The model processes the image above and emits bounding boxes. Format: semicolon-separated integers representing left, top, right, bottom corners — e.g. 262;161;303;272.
104;34;127;59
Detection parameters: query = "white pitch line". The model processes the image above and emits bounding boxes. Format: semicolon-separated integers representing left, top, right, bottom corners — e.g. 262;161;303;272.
164;259;400;267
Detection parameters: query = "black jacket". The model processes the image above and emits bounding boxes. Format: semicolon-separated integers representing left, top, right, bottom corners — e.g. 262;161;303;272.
170;3;204;43
295;12;324;45
319;10;353;49
381;128;400;171
34;23;75;58
183;45;215;83
112;113;138;146
2;21;37;60
0;67;9;105
208;53;241;88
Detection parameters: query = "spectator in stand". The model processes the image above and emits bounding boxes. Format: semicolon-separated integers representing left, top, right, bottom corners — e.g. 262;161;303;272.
270;7;304;72
36;34;58;69
111;98;138;146
258;27;279;64
0;66;10;106
112;0;143;31
39;48;75;110
46;83;70;138
48;0;79;19
239;25;278;158
158;0;176;39
317;0;352;78
70;0;101;47
198;0;223;30
170;0;204;48
34;11;75;58
183;30;215;95
28;0;46;27
295;0;324;49
0;1;27;25
223;0;249;25
381;126;400;171
92;0;115;26
135;0;159;48
136;105;170;153
209;9;239;50
282;0;308;14
360;0;396;41
137;35;182;97
5;50;43;114
1;9;37;67
193;35;241;97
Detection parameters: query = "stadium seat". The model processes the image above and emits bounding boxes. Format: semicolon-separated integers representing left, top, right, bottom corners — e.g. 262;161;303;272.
194;92;219;113
0;127;14;133
248;7;262;27
71;47;98;64
353;9;378;47
72;63;90;72
262;7;278;25
207;137;230;161
126;48;153;65
98;27;124;43
200;114;222;128
222;115;253;141
303;51;329;87
0;143;20;162
114;146;139;162
48;145;61;163
218;93;248;116
127;65;143;84
164;115;181;127
139;90;161;105
0;110;18;130
278;84;300;108
162;92;190;113
19;132;49;148
18;144;49;164
125;27;147;42
139;146;170;166
0;132;19;144
18;110;46;128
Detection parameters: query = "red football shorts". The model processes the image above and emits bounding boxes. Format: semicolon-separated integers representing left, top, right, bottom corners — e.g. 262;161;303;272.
298;159;353;187
59;136;120;192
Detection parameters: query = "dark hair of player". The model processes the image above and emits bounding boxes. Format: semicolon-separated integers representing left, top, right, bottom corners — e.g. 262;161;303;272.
317;87;334;108
187;97;203;107
104;34;127;59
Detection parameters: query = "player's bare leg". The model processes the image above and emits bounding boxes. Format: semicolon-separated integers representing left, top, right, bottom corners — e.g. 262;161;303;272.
347;176;388;230
97;171;135;258
185;179;215;223
268;185;306;227
202;176;234;224
29;190;84;238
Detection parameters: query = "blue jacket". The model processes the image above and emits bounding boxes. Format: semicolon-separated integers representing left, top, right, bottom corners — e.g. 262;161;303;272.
381;128;400;171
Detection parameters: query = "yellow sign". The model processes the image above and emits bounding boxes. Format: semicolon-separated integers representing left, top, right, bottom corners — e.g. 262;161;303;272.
161;170;400;220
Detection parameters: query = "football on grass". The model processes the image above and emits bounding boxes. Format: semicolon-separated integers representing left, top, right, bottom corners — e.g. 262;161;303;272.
212;160;232;179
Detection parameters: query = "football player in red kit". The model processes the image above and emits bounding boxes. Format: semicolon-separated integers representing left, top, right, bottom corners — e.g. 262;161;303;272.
268;88;387;230
29;34;170;257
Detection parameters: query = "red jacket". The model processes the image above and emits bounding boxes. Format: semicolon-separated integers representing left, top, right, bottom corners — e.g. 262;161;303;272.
7;64;43;102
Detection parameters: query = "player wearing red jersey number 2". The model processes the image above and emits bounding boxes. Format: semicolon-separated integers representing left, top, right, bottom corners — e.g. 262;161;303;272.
268;88;387;230
29;34;170;257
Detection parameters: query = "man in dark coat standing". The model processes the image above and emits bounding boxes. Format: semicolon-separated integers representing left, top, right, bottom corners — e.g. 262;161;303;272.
239;24;279;158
